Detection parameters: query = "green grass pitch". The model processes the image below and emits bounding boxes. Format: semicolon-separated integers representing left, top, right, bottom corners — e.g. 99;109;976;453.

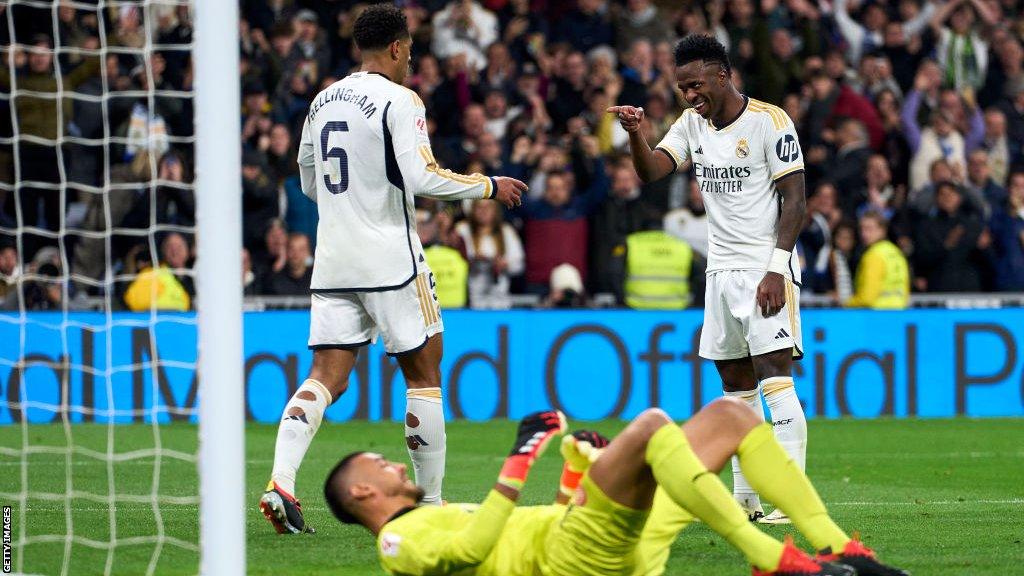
2;418;1022;575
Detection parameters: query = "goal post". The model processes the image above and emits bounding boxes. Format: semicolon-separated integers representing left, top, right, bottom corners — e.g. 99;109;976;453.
0;0;245;573
193;0;245;574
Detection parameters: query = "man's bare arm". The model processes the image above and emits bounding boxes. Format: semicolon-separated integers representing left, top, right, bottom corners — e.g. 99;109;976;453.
756;172;806;317
607;106;676;183
774;172;807;253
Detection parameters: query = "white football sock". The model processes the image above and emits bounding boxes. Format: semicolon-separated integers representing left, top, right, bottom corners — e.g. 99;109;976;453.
270;379;331;496
405;387;446;504
725;385;765;513
762;376;807;471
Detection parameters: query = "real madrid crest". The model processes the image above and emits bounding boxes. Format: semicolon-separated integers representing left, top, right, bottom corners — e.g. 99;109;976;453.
736;138;749;158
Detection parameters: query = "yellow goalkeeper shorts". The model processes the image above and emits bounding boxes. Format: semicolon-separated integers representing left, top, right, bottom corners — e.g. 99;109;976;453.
543;474;651;576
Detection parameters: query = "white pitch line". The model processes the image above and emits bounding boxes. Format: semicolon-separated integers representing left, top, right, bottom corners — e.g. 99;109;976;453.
829;499;1024;506
825;451;1024;459
18;498;1024;513
3;452;1021;468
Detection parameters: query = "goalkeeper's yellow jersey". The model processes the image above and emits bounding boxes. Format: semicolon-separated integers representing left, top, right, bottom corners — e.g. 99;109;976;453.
376;490;564;575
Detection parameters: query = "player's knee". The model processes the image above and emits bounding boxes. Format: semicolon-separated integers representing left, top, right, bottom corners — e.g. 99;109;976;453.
404;370;441;389
633;408;673;438
308;377;347;401
710;397;760;428
308;364;345;391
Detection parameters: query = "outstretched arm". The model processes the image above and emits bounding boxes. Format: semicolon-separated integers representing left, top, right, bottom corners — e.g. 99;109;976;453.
831;0;866;54
903;1;936;38
607;106;677;183
382;411;566;574
442;411;566;563
391;94;525;208
900;88;925;153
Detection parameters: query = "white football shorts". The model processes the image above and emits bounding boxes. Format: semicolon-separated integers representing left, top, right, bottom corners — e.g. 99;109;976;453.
699;269;803;361
308;271;443;356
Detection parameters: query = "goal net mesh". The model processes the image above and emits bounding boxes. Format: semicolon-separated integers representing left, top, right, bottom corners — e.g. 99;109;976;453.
0;1;202;574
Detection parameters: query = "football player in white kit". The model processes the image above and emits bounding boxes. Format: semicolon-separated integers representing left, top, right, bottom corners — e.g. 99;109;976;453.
259;4;527;534
610;34;808;524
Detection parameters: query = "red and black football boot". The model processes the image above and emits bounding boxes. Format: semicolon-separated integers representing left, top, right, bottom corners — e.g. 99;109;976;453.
753;537;855;576
259;481;315;534
816;537;910;576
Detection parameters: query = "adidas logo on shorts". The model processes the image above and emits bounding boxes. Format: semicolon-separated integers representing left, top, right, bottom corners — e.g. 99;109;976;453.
774;328;790;340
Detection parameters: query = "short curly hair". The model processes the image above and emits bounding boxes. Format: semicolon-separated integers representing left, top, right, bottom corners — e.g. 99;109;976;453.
353;3;409;52
674;34;731;74
323;451;368;524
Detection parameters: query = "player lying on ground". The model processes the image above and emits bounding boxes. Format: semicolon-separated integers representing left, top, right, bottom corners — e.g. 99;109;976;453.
323;399;909;576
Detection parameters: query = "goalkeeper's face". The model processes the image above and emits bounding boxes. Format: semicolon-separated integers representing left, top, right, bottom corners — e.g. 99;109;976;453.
360;453;425;503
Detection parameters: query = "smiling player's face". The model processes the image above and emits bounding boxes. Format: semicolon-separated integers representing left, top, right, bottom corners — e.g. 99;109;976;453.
676;61;727;120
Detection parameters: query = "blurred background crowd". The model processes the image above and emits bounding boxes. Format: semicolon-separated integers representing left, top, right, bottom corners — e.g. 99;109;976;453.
1;0;1023;312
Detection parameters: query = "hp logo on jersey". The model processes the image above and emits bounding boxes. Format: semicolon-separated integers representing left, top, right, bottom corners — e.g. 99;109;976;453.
775;134;800;163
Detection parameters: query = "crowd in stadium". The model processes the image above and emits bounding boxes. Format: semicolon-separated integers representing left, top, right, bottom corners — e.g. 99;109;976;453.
1;0;1023;311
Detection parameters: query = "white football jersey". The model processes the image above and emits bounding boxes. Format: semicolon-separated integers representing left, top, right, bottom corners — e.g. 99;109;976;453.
656;97;804;281
298;71;496;291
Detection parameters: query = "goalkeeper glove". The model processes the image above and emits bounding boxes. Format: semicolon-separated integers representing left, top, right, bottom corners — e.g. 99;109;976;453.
558;430;610;498
498;410;567;490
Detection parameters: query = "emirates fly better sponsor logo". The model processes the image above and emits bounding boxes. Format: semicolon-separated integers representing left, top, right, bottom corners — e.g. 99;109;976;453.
693;162;752;194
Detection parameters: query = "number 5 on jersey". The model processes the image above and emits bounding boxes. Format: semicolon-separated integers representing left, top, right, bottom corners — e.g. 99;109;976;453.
320;121;349;194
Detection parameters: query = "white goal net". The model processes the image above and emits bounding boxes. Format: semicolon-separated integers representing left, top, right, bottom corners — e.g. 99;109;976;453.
0;1;243;574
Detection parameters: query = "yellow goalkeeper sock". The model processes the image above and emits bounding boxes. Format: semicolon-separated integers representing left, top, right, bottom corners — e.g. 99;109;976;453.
646;423;783;571
636;488;695;576
737;424;850;552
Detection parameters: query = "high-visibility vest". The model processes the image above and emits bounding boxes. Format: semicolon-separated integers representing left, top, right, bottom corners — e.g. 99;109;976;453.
423;245;469;309
625;231;693;310
857;240;910;309
124;266;191;311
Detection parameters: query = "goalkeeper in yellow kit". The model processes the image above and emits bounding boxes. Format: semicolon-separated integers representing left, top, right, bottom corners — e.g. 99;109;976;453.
324;401;908;575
